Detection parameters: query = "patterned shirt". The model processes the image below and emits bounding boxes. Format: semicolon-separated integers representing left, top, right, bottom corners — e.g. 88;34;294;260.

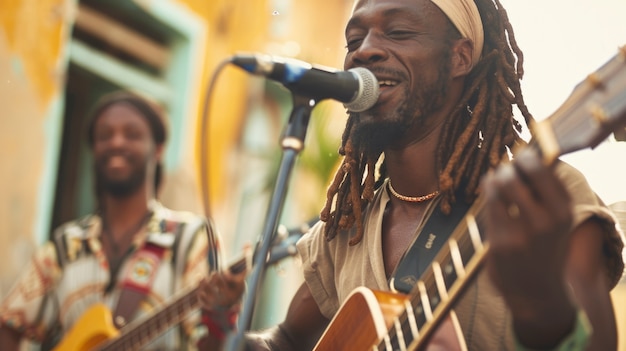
0;202;222;350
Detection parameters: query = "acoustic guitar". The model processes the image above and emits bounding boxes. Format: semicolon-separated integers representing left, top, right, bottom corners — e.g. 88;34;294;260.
53;254;249;351
314;46;626;351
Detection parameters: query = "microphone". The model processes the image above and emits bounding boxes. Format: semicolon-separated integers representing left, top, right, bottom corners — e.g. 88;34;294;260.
230;53;380;112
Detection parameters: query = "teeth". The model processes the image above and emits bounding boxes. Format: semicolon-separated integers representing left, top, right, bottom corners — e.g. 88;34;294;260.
379;80;397;86
108;155;127;167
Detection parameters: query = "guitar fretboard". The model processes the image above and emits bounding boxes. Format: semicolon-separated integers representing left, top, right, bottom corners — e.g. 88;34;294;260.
378;199;488;351
98;256;248;350
99;286;201;351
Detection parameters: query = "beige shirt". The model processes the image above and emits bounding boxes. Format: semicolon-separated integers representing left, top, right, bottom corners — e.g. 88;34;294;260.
297;161;624;350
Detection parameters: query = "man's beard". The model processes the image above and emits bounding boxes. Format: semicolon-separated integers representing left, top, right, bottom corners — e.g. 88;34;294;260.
350;60;451;156
94;156;149;198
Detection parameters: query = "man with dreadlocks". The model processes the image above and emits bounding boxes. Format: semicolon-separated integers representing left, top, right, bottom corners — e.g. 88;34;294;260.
199;0;625;350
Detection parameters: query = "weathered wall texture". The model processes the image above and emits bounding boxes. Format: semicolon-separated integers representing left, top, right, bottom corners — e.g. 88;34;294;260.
0;0;71;297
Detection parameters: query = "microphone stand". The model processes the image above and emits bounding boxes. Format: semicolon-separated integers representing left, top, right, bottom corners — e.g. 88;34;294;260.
225;94;317;351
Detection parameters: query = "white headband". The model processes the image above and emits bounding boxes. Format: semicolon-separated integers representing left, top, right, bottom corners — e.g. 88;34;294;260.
431;0;484;66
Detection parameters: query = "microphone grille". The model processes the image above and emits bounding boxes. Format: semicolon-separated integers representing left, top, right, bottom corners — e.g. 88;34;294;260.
344;67;380;112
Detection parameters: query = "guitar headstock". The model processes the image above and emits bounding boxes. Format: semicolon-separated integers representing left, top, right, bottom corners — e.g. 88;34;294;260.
533;46;626;164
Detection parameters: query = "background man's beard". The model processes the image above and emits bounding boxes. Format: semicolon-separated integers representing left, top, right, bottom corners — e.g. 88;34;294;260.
95;166;147;198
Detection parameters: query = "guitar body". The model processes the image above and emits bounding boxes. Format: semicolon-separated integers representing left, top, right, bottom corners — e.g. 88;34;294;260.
313;287;395;351
313;287;466;351
52;303;118;351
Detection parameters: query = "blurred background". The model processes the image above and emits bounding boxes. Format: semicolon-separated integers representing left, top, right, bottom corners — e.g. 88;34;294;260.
0;0;624;349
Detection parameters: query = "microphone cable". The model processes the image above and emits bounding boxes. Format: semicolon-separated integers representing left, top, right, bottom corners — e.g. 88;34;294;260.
198;56;234;219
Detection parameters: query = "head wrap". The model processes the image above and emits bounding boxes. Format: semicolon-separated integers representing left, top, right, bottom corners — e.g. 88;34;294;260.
431;0;484;67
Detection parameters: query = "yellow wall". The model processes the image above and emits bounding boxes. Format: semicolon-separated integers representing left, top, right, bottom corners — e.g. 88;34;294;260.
183;0;272;207
182;0;353;212
0;0;71;296
0;0;67;101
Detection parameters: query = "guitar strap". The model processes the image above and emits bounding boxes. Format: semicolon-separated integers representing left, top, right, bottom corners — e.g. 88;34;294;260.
392;197;471;294
112;219;182;329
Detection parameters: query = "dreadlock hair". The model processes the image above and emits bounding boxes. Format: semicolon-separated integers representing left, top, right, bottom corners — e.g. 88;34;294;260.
86;91;168;196
320;0;534;245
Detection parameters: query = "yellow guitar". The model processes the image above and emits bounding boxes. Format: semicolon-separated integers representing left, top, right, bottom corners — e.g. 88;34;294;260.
53;255;248;351
314;46;626;350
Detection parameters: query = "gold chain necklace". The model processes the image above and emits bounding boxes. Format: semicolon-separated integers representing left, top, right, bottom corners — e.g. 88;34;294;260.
388;180;439;203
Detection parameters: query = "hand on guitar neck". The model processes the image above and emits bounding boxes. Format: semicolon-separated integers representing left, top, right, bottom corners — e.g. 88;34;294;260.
481;148;601;349
483;147;574;301
198;249;251;313
196;250;251;350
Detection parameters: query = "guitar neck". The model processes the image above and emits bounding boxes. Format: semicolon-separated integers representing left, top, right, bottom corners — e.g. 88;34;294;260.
380;198;489;350
98;255;248;351
98;285;201;351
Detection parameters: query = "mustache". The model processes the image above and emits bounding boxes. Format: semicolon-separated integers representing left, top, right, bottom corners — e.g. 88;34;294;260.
364;66;408;81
